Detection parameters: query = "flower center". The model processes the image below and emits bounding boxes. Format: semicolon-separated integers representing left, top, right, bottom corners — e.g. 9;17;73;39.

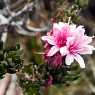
55;36;66;47
69;43;79;54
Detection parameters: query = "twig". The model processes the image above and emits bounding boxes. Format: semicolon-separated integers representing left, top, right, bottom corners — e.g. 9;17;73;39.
8;2;34;22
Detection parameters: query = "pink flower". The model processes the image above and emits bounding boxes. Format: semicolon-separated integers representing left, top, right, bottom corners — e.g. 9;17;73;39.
42;22;94;68
42;22;85;56
61;35;94;68
43;43;63;67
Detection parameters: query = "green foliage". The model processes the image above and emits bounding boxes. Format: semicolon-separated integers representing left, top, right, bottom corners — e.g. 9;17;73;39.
75;0;89;8
55;0;89;24
18;61;82;95
0;43;23;78
19;79;41;95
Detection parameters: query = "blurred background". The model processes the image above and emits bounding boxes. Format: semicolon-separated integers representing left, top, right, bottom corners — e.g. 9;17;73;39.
0;0;95;95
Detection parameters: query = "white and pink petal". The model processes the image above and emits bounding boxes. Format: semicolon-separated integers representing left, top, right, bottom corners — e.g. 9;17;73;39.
60;46;69;56
74;54;85;68
79;45;94;54
83;36;93;44
65;54;74;65
41;36;55;45
66;37;75;47
75;25;85;34
47;46;59;56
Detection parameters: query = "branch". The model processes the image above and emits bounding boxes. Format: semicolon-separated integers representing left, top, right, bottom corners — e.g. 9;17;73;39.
8;2;34;22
